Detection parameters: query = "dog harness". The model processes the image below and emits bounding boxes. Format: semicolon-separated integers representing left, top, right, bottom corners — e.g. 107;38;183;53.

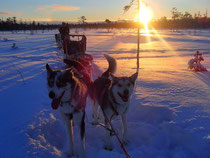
110;90;120;105
60;77;87;113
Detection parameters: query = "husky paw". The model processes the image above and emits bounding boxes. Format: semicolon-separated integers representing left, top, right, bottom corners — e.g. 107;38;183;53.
104;144;113;151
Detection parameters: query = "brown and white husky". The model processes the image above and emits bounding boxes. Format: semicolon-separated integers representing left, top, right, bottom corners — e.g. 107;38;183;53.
46;59;93;158
92;54;138;150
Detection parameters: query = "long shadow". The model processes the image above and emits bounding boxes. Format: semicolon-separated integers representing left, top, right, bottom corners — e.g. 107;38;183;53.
193;71;210;87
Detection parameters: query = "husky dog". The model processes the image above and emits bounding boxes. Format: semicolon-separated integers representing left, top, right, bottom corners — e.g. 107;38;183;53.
92;54;138;150
46;60;92;158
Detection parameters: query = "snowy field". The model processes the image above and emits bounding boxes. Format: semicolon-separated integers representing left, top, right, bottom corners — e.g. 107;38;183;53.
0;29;209;158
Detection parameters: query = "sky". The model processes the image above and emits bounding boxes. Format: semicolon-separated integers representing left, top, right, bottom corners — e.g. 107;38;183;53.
0;0;210;23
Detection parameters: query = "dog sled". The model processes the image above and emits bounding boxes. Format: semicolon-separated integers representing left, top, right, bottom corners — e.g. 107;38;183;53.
55;34;93;75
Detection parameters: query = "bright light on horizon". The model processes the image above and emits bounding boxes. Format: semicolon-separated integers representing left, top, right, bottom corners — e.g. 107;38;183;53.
134;1;152;27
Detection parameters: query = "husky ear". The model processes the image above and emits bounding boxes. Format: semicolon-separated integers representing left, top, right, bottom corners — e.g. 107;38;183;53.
129;72;138;84
63;59;74;68
46;64;53;76
46;64;52;72
62;67;73;81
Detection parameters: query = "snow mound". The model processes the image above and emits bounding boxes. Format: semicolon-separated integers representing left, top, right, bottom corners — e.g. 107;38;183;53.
26;110;65;158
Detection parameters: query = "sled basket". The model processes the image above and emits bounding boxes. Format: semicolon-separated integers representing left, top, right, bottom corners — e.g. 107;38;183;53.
62;34;93;75
63;34;86;55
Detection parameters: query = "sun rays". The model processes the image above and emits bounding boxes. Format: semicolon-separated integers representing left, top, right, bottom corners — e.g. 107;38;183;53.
133;1;185;72
134;1;152;32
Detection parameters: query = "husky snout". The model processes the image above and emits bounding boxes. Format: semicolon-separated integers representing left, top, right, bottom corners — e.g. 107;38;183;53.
118;89;129;102
49;91;55;99
124;89;129;96
123;89;130;101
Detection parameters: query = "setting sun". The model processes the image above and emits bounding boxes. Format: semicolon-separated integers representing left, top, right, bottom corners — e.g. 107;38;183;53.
135;1;152;26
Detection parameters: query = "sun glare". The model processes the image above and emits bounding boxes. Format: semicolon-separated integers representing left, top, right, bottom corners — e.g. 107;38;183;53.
135;1;152;27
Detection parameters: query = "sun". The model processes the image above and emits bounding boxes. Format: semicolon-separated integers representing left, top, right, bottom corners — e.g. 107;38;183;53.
135;1;152;26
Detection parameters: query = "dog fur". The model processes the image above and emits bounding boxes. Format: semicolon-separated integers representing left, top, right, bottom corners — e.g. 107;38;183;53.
46;60;92;158
92;54;138;150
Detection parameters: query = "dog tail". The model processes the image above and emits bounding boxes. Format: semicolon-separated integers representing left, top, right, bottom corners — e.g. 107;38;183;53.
102;54;117;77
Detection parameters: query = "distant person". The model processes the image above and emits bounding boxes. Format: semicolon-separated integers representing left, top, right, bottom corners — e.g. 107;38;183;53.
194;50;201;58
59;22;70;54
66;23;70;34
59;22;70;40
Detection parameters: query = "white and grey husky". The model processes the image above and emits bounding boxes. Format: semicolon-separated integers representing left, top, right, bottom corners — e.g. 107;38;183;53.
92;54;138;150
46;59;93;158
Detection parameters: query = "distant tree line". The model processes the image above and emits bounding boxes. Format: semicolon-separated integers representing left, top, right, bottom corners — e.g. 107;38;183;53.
0;16;144;31
70;20;144;29
151;8;210;29
0;17;58;31
1;8;210;31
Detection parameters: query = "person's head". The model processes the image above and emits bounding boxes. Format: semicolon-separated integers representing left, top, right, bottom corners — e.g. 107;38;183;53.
62;22;65;25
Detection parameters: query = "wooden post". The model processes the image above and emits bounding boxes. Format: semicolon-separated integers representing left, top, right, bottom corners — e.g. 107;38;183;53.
137;0;140;72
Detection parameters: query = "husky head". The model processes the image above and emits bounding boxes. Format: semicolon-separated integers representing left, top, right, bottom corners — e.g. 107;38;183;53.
109;72;138;103
46;64;79;110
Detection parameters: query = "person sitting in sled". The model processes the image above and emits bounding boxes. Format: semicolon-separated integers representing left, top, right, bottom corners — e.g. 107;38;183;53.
188;51;199;69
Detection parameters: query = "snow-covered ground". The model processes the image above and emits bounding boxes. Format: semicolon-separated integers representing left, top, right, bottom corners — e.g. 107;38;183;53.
0;29;209;158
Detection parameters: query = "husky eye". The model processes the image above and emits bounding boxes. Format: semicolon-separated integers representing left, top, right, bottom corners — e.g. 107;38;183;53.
56;81;63;87
56;78;65;87
118;84;122;87
48;79;54;87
